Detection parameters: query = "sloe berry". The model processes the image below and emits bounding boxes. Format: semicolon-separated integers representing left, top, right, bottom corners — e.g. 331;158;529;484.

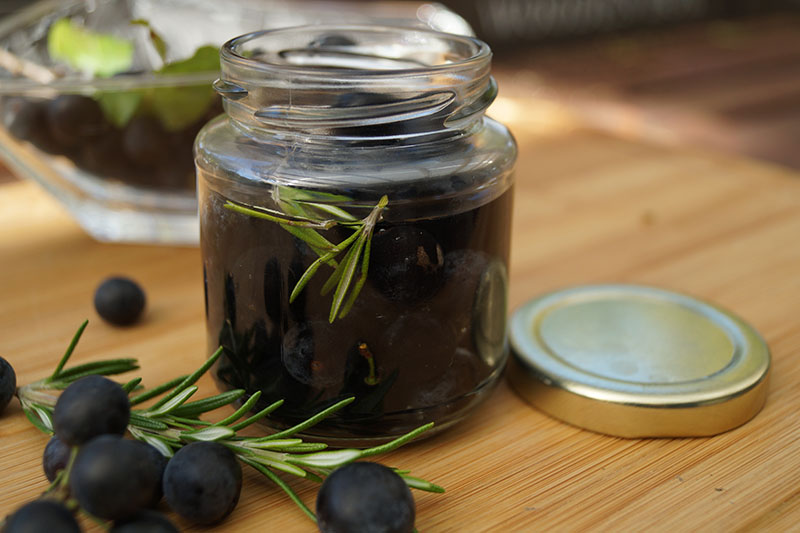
122;115;169;166
163;441;242;525
4;98;64;154
0;356;16;414
42;435;70;482
79;130;129;179
111;509;179;533
70;435;162;520
369;225;444;303
3;499;80;533
316;461;415;533
309;33;356;47
47;95;107;147
53;375;130;446
94;276;146;326
139;441;168;507
5;98;45;141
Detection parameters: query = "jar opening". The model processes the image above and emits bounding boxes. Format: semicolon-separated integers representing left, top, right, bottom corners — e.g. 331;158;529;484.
216;25;494;140
221;25;490;79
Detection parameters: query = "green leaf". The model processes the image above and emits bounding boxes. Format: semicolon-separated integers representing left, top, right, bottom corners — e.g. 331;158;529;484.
244;454;309;477
280;225;340;267
254;397;355;441
140;434;173;458
169;389;246;418
252;442;329;453
224;201;338;236
304;202;359;222
51;320;89;379
320;255;347;296
359;422;435;458
150;45;219;130
121;377;143;393
53;359;139;382
131;19;167;62
289;227;362;303
244;438;303;449
215;391;261;426
229;398;284;432
147;347;222;411
129;412;170;430
181;425;235;442
147;386;198;416
129;375;188;406
338;225;374;319
285;449;362;469
31;404;53;433
277;443;329;453
167;416;212;427
23;407;53;435
275;185;352;205
32;406;54;432
401;474;446;493
96;90;143;127
47;18;134;77
329;235;366;322
240;458;317;521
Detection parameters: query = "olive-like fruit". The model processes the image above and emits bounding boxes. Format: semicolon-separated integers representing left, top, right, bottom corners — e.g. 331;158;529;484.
163;441;242;525
53;375;130;446
316;461;415;533
94;276;146;326
0;355;16;414
70;435;162;521
3;500;80;533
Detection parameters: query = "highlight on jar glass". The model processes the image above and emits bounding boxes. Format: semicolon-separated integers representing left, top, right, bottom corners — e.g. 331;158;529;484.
196;25;517;443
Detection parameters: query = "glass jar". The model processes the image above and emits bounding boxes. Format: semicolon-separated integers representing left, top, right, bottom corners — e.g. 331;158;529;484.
196;25;516;443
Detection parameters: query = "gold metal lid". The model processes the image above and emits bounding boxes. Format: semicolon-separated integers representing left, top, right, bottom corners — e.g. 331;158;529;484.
508;284;770;438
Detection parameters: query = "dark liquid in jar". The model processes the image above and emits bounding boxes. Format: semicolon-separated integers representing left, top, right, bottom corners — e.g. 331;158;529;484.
200;176;513;441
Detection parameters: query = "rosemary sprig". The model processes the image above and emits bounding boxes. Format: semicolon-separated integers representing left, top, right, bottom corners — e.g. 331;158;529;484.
16;322;443;522
224;188;388;322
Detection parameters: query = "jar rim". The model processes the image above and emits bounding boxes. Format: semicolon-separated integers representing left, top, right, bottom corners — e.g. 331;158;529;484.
220;24;491;79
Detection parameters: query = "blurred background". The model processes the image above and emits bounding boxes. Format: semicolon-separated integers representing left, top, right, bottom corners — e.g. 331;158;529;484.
1;0;799;188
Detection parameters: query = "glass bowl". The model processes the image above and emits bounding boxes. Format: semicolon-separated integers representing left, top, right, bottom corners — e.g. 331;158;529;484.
0;0;472;244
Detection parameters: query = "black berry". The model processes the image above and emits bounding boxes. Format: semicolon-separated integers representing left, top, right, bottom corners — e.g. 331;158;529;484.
70;435;162;520
122;115;169;166
370;225;444;303
53;375;130;445
42;435;71;482
4;98;64;154
140;441;168;507
316;461;415;533
0;355;16;414
47;94;107;147
111;509;179;533
163;441;242;525
79;130;129;179
94;276;146;326
3;499;81;533
309;33;356;47
5;98;45;141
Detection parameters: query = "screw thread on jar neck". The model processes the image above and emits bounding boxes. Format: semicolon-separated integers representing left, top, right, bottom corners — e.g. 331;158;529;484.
214;25;495;143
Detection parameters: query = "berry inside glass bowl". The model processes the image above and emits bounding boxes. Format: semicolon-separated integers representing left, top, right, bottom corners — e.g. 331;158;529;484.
0;0;473;245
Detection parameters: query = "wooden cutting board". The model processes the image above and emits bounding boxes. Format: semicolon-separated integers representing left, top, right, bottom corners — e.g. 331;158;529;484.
1;116;799;531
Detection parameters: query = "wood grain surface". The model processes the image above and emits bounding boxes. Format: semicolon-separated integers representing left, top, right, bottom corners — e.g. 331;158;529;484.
0;118;799;532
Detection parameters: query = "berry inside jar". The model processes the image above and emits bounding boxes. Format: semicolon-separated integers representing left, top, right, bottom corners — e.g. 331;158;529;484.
200;169;513;441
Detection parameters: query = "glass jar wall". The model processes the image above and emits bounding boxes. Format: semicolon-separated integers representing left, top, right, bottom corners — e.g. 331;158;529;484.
196;25;516;443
